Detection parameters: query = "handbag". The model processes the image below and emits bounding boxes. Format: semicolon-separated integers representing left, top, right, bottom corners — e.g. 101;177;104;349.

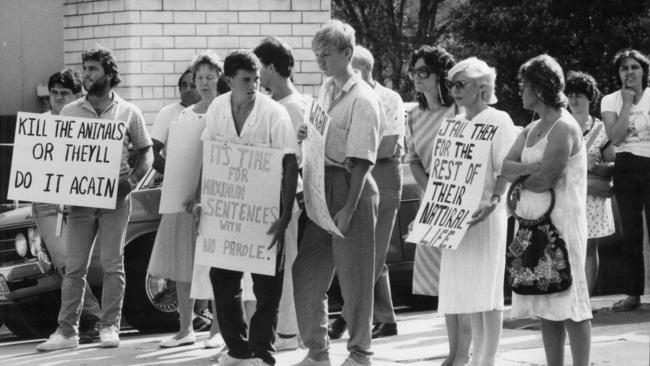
505;179;572;295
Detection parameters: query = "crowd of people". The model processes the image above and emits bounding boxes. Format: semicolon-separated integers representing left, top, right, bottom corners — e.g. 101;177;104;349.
28;18;649;366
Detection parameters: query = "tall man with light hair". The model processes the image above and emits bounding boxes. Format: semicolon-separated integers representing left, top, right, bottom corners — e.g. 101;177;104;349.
351;45;404;339
37;46;153;352
293;20;381;366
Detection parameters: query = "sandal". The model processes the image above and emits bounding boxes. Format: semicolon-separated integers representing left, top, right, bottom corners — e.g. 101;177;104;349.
612;296;641;312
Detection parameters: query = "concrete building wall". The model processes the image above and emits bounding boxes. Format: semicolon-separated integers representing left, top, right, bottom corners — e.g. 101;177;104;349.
0;0;64;116
62;0;331;123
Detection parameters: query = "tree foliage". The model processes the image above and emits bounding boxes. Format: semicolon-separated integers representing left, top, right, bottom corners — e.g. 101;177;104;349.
332;0;450;100
334;0;650;125
441;0;650;124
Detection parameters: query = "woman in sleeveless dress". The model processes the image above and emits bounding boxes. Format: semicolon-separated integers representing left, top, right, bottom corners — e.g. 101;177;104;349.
503;55;592;366
403;46;471;366
565;72;615;295
437;57;518;366
148;51;226;348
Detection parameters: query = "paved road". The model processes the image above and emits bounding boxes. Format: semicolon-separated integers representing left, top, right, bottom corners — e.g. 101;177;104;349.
1;295;648;365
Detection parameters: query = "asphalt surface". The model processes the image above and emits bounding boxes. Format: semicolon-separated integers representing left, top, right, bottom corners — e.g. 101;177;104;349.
1;295;648;365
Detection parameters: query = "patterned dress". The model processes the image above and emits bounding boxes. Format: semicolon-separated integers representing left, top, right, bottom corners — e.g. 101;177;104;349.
584;119;615;238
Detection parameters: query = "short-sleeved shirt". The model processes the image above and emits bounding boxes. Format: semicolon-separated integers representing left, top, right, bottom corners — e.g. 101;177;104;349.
201;91;298;156
60;91;153;179
151;102;184;147
601;87;650;157
318;75;381;168
404;105;456;174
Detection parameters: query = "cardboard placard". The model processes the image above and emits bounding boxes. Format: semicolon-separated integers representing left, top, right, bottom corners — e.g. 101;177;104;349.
301;99;343;238
194;140;283;276
158;121;204;213
407;117;500;249
8;112;123;209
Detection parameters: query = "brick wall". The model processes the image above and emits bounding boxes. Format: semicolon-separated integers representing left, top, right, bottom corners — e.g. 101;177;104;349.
63;0;331;123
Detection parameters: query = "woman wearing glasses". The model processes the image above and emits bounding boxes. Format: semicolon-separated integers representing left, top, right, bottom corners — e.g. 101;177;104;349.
437;57;518;366
503;54;591;366
404;46;470;366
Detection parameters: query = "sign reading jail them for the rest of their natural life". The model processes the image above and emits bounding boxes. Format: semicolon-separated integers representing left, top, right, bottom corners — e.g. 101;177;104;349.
8;112;123;209
407;117;500;249
301;98;344;238
194;140;283;276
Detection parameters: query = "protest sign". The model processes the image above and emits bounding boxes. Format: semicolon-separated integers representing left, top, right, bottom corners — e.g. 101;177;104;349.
8;112;123;209
194;140;283;276
158;121;204;213
301;99;343;238
407;117;500;249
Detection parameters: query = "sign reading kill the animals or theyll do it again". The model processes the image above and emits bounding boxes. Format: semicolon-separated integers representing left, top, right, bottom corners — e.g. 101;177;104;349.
194;140;283;276
407;117;500;249
8;112;123;209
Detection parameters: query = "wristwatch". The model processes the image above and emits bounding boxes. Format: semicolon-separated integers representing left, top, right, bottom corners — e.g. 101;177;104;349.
490;194;501;205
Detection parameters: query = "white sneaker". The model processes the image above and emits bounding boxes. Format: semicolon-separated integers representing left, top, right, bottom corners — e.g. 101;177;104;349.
293;355;332;366
274;334;300;351
204;333;225;348
217;354;251;366
36;332;79;352
99;326;120;348
160;332;195;348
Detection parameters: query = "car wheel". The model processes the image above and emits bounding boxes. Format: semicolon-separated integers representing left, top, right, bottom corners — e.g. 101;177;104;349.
4;291;60;338
122;234;179;333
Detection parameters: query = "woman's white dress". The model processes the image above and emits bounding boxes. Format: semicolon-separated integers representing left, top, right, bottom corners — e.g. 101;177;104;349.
437;107;518;314
147;108;205;283
511;115;592;322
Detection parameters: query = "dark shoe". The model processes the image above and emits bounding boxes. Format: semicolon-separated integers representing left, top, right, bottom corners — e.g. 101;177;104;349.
79;315;100;344
371;322;397;339
612;296;641;312
328;316;347;340
192;310;212;332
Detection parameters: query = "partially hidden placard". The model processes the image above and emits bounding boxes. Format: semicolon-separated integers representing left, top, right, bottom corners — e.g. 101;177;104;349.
301;99;343;238
8;112;123;209
407;117;499;249
194;140;283;276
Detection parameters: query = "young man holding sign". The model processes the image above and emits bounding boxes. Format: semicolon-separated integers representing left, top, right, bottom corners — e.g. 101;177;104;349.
293;20;381;366
37;47;153;352
33;69;103;344
201;50;299;366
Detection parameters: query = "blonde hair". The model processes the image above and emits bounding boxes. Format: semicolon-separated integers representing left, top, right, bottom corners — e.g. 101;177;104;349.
448;57;498;104
312;19;355;53
352;45;374;69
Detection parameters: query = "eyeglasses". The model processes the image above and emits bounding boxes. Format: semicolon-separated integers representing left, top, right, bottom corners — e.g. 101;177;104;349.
446;79;472;90
518;81;528;91
408;68;433;80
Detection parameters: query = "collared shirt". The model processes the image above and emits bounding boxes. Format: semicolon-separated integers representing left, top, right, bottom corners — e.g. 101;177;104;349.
318;75;381;168
374;82;405;158
201;91;297;156
60;91;152;179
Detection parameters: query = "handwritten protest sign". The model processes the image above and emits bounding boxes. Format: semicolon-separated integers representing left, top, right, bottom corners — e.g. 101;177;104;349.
8;112;123;209
158;121;204;213
301;99;343;238
194;140;283;276
407;118;500;249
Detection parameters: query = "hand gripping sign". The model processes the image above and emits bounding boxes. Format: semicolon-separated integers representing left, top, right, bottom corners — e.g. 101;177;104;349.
194;140;283;276
407;117;500;249
8;112;123;209
301;99;344;238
